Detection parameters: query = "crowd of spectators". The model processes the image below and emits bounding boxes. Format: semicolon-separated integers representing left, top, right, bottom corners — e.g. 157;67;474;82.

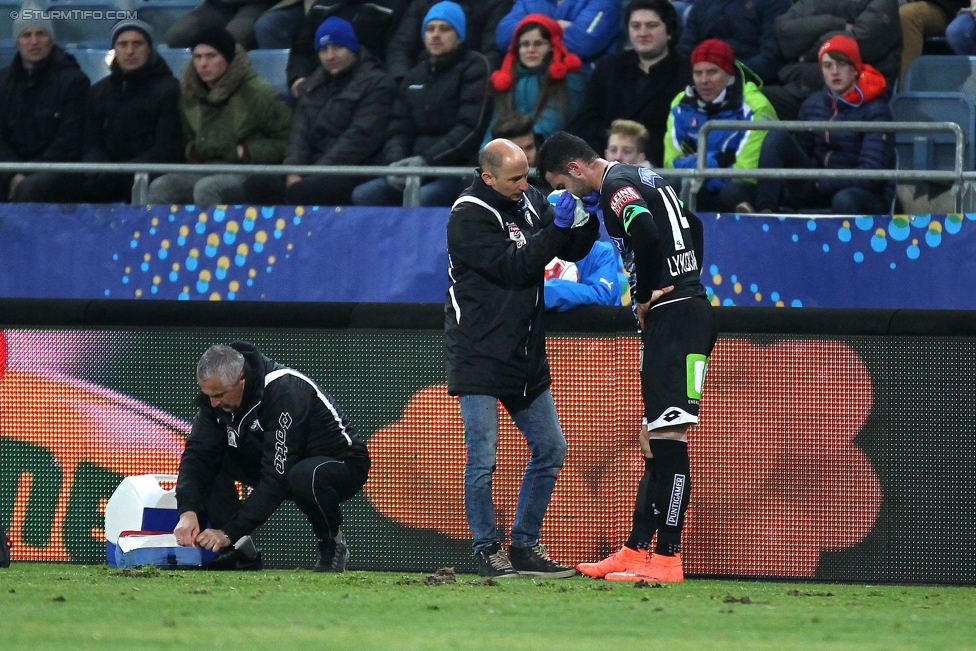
0;0;959;213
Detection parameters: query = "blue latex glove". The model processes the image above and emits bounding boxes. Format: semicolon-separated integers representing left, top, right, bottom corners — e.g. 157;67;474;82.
581;191;600;215
552;191;577;228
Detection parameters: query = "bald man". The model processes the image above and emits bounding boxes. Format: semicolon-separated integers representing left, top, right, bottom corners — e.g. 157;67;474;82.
444;139;600;578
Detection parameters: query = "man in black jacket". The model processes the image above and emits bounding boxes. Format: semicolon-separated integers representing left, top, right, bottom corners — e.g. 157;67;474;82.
445;138;599;578
351;1;491;207
244;16;394;205
174;342;370;572
569;0;689;168
67;20;183;203
0;13;89;202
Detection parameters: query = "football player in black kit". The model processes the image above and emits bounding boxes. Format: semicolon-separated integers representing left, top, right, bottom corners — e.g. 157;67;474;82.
537;131;717;582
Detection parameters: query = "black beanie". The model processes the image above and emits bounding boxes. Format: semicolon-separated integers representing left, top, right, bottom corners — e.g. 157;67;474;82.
189;26;236;64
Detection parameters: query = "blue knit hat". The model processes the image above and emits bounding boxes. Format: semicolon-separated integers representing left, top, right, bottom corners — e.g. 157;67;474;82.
315;16;360;53
422;1;466;42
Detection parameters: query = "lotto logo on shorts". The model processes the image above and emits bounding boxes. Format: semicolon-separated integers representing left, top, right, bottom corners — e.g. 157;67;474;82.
609;186;641;217
686;354;708;400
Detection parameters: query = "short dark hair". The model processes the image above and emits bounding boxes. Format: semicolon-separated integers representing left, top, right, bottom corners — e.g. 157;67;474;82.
624;0;680;42
536;131;598;179
493;113;535;141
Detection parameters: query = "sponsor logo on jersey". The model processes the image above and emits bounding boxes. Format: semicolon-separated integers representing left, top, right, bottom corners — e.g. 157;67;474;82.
508;223;527;248
667;250;700;276
274;412;293;474
609;186;641;217
666;474;686;526
610;236;625;254
638;167;661;188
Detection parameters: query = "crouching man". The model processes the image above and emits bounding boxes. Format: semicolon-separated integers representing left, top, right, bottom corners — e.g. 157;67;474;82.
174;342;370;571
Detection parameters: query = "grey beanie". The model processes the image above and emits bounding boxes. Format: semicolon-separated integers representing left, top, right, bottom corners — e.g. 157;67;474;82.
111;18;154;48
11;5;54;41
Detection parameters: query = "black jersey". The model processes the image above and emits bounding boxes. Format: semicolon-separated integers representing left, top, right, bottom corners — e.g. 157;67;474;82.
599;162;706;305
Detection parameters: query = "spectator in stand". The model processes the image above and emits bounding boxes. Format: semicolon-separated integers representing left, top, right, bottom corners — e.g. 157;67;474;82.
148;27;292;206
664;39;777;213
764;0;900;120
482;14;584;147
946;0;976;54
496;0;621;72
492;112;550;192
605;119;649;166
900;0;969;84
64;20;183;203
738;35;895;215
387;0;512;82
351;1;491;207
281;0;407;98
677;0;792;85
244;17;394;206
0;12;89;202
569;0;688;168
166;0;275;50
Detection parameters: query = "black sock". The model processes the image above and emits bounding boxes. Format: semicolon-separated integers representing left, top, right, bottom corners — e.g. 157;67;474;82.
625;457;657;551
649;439;690;557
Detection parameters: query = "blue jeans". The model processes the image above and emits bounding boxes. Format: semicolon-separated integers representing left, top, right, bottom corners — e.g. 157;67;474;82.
254;4;305;49
351;176;465;207
459;390;567;552
946;13;976;55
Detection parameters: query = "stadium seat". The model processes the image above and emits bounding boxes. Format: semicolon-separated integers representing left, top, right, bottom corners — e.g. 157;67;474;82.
0;45;16;65
136;0;199;42
890;91;976;171
903;55;976;94
156;45;190;76
71;47;112;82
247;48;289;97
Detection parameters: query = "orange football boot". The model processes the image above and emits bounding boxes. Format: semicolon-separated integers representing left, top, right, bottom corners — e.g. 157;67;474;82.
576;546;648;578
605;552;684;583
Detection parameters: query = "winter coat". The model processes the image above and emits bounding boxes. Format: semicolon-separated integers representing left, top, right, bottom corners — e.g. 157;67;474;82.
496;0;620;64
285;0;408;87
774;0;901;99
284;53;394;166
383;45;491;166
795;64;895;202
482;63;585;148
0;46;89;163
445;174;600;397
569;50;690;167
677;0;793;83
180;47;292;164
175;341;369;543
665;73;778;191
83;52;183;165
386;0;511;80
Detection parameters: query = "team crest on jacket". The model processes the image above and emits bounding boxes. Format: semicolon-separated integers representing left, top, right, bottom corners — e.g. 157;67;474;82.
639;167;660;187
610;186;641;218
227;427;238;448
508;223;527;248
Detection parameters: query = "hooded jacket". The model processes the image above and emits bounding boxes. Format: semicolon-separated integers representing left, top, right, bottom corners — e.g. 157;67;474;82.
180;47;292;164
83;52;183;165
796;63;895;201
284;52;395;166
664;67;778;191
176;341;369;543
383;44;491;166
444;175;600;398
0;46;89;163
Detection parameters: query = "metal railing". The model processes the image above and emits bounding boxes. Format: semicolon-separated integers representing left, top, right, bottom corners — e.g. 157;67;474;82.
0;119;968;211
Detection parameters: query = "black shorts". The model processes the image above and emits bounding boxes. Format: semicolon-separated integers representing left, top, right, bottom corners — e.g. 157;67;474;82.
640;296;717;430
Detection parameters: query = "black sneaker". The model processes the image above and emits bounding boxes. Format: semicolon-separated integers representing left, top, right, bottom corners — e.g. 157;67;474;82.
509;544;576;578
205;536;263;571
475;544;519;578
314;530;349;573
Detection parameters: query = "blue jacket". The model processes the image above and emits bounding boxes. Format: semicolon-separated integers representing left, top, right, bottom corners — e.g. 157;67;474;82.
796;73;895;201
677;0;793;83
496;0;621;64
482;65;586;147
544;240;621;311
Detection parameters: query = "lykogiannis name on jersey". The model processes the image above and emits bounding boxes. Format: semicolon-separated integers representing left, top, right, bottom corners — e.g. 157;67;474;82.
638;167;662;188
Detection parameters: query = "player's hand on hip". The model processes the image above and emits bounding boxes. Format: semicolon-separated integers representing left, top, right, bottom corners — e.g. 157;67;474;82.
637;285;675;329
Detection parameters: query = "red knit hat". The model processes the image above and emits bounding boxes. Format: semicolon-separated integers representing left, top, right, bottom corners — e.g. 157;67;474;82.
490;14;582;92
818;34;862;72
690;39;736;75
